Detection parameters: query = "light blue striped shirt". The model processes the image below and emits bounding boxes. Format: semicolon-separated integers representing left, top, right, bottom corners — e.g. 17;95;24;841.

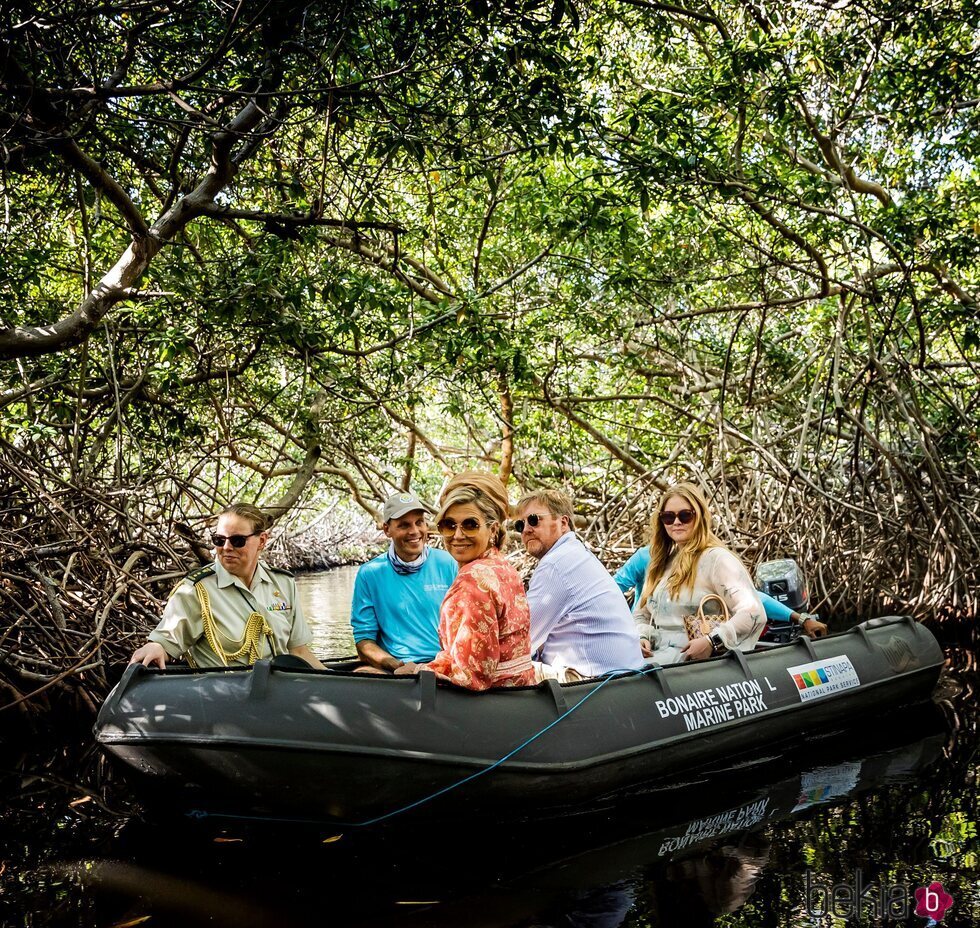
527;532;645;676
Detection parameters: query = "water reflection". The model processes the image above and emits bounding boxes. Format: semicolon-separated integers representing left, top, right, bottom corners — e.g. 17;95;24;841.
295;565;358;656
3;608;978;928
4;698;976;928
523;883;636;928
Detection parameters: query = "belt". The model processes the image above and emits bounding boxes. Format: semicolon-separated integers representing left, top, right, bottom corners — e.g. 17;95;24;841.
491;653;533;680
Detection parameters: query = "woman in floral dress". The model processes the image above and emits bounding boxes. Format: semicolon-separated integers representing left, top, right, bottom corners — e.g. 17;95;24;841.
395;473;534;690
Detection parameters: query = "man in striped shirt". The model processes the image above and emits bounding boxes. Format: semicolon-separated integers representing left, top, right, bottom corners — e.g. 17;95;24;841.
516;489;645;682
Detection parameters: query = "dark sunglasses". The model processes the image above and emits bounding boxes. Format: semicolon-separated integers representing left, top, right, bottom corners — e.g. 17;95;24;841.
660;509;696;525
513;513;552;533
437;517;491;535
211;531;261;548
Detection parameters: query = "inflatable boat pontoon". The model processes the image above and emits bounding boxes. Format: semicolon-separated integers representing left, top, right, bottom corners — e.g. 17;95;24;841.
94;616;944;824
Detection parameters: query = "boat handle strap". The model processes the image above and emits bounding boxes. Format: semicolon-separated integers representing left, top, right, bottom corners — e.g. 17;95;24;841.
99;662;143;720
794;635;818;660
645;664;673;700
727;647;754;679
416;669;436;712
544;678;567;714
248;659;272;700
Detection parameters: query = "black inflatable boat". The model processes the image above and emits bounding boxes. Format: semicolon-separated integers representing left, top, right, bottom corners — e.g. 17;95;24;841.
94;616;944;824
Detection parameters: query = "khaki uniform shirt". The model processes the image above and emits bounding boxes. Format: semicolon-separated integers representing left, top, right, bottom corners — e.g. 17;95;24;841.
148;560;312;668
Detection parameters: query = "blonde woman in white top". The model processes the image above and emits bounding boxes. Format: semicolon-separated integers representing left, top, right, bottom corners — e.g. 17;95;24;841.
634;483;764;664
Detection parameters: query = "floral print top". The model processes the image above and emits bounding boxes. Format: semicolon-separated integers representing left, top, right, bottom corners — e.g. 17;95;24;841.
422;548;534;691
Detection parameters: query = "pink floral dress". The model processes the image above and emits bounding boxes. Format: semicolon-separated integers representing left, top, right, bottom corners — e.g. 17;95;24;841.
422;548;534;690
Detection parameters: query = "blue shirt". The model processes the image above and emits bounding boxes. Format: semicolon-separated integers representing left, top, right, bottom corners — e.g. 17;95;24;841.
613;547;650;596
528;532;645;676
350;548;457;662
615;545;793;622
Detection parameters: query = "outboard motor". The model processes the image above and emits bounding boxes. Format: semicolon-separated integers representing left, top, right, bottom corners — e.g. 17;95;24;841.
755;559;808;645
755;558;808;611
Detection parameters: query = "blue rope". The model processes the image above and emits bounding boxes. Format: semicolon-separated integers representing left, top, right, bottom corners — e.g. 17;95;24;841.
185;665;654;829
349;665;649;827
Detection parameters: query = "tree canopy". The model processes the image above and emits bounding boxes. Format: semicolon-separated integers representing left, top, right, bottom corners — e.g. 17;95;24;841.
1;0;978;713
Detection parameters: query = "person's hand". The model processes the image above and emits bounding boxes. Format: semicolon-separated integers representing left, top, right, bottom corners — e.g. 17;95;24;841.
802;617;828;638
393;662;419;676
129;642;168;669
680;637;713;661
640;637;653;658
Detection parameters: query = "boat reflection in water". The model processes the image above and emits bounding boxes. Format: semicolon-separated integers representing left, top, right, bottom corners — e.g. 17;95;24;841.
75;702;955;928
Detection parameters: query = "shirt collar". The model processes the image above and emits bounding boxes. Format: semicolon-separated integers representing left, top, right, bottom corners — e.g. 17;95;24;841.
213;558;270;591
539;530;576;561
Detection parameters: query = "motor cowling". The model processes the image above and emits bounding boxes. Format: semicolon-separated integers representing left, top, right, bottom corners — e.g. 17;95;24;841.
755;558;808;612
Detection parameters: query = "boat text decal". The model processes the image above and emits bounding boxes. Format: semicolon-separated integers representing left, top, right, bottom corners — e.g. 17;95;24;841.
786;656;860;702
658;797;770;855
655;678;770;731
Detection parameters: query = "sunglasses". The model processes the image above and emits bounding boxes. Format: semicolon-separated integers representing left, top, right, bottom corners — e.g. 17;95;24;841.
514;513;553;533
211;531;261;548
437;517;492;535
660;509;696;525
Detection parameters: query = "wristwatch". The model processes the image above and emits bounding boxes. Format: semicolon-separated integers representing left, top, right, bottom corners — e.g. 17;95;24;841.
708;630;726;654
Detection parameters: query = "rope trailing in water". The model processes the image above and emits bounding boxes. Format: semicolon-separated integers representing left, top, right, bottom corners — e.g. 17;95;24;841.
185;664;654;828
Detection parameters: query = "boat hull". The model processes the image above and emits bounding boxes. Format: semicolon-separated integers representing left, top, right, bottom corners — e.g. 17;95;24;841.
95;616;944;824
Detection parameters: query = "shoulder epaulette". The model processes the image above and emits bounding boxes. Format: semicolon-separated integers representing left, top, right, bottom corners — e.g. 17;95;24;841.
168;564;215;598
267;565;294;578
185;565;216;584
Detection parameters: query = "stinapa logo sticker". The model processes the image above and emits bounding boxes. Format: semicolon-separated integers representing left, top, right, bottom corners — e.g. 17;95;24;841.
914;881;953;924
787;656;860;702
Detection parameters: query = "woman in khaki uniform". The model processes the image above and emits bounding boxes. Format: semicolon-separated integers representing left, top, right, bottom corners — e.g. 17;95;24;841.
129;504;324;670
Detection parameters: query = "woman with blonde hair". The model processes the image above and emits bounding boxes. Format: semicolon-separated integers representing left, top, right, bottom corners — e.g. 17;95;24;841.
634;482;764;663
395;472;534;690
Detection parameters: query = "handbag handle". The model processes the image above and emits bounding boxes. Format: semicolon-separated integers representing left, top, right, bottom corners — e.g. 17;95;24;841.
696;593;730;622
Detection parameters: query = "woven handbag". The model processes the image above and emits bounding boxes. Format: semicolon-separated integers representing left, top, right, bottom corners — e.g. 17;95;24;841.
682;593;731;641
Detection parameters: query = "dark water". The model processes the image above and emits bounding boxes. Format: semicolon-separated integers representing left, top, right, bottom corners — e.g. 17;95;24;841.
1;572;977;927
